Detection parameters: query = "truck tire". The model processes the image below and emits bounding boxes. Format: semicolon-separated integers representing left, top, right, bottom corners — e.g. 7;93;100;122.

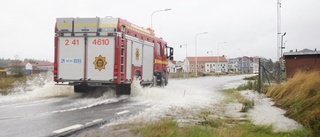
155;72;166;87
155;72;163;87
161;70;168;87
160;77;165;87
153;76;157;87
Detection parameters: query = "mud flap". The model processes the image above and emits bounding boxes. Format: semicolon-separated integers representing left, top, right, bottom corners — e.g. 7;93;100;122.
116;84;131;95
74;84;88;93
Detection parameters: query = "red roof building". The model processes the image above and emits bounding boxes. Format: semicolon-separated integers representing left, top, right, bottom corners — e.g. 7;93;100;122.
186;56;228;73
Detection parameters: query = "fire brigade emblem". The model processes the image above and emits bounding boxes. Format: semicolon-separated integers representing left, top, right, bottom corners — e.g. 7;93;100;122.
93;55;107;71
135;48;140;61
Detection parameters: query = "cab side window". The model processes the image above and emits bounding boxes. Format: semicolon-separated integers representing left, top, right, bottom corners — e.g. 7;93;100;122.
157;42;162;57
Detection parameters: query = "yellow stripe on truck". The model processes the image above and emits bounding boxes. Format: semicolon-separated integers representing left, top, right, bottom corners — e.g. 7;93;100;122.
154;59;168;65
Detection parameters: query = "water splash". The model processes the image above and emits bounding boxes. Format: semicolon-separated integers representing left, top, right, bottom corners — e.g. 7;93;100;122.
130;77;144;97
0;72;73;104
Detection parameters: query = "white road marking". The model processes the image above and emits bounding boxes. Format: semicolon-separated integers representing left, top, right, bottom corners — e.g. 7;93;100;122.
116;110;130;115
53;124;83;134
85;119;103;125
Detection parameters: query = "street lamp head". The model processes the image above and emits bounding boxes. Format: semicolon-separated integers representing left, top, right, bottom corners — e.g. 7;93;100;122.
180;44;187;48
151;8;172;29
283;32;286;36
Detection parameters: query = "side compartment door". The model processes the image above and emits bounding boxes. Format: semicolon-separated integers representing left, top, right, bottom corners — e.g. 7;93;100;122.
142;44;154;82
126;40;132;81
132;41;143;67
86;37;115;81
58;37;85;81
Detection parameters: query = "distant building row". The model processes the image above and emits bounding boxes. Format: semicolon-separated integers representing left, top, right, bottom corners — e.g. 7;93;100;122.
166;48;320;78
5;62;53;75
167;56;260;74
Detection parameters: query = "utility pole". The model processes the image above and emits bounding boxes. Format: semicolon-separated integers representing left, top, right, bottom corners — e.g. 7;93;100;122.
277;0;282;83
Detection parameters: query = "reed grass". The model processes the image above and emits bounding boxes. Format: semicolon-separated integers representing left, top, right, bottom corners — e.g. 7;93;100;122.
0;76;27;95
265;70;320;135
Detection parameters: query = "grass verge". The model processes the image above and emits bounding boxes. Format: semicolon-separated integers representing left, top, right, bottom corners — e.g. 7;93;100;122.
265;70;320;136
221;88;254;113
131;118;310;137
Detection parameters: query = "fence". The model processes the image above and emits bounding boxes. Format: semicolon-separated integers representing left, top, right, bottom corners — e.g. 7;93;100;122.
257;58;280;93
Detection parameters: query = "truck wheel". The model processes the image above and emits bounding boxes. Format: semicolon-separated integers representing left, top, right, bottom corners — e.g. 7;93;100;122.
160;78;165;87
155;72;165;87
116;84;131;95
74;84;88;93
161;70;167;87
152;76;157;87
165;78;168;86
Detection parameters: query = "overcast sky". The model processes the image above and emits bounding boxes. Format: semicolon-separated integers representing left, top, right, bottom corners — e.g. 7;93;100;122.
1;0;319;62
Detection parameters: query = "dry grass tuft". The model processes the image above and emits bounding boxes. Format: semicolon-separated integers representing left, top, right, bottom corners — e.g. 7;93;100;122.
0;76;26;95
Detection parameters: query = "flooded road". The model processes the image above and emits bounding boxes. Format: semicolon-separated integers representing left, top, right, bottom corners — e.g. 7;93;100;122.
0;74;299;137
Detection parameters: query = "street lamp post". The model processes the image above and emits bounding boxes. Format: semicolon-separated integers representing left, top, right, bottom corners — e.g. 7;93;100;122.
195;32;208;77
217;42;227;75
180;44;188;73
280;32;286;58
282;40;287;57
207;50;213;72
279;32;286;83
151;8;171;30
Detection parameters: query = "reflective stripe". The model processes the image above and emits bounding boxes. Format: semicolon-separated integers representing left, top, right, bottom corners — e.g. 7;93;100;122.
154;59;168;65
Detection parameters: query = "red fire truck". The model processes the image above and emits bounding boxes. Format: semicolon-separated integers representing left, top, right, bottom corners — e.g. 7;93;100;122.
54;17;173;94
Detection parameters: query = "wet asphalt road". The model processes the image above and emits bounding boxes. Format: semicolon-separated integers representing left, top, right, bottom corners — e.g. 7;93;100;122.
0;95;147;137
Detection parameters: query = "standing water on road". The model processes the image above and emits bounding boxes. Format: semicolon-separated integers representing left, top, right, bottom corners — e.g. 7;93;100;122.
118;75;248;123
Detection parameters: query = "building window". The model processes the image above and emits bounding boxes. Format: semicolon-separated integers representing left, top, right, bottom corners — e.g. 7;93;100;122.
201;65;204;68
191;64;194;68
